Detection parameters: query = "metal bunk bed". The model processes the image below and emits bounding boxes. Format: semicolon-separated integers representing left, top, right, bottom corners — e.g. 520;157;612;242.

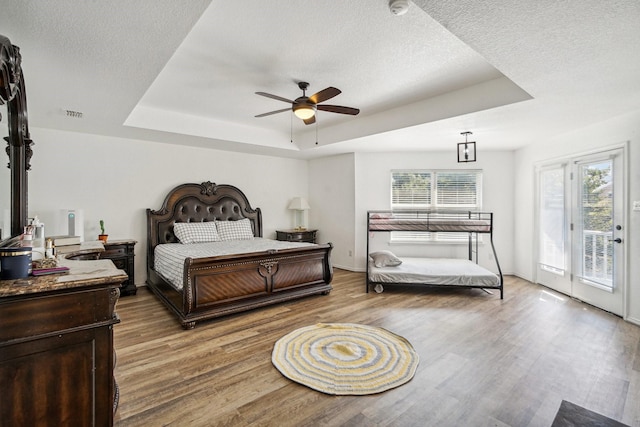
366;210;504;298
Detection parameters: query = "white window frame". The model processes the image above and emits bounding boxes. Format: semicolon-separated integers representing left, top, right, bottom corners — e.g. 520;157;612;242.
390;169;483;243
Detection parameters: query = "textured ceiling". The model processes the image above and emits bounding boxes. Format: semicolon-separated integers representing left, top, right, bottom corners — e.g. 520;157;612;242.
1;0;639;159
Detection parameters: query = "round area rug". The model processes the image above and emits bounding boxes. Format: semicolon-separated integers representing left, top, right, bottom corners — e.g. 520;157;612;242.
272;323;419;395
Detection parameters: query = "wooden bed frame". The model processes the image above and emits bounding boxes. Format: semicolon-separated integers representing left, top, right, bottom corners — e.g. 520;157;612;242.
146;181;333;329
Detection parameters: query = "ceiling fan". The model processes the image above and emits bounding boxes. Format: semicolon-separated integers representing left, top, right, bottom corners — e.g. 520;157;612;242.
255;82;360;125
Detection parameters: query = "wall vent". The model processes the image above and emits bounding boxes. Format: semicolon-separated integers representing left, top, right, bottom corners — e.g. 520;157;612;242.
65;110;83;118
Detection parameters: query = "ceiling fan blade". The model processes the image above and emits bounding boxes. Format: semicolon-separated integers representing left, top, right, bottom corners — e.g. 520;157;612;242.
309;87;341;104
255;108;290;118
255;92;294;104
317;104;360;115
303;115;316;125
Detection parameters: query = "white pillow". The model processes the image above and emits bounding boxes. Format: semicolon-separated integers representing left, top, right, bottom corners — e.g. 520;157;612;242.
173;221;221;244
216;218;255;241
369;250;402;267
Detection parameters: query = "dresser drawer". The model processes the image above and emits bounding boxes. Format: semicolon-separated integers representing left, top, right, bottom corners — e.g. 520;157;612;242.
0;287;118;342
276;230;317;244
285;233;306;242
110;257;127;270
103;247;127;257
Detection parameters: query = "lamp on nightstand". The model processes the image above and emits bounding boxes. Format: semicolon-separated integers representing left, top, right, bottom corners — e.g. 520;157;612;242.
288;197;311;230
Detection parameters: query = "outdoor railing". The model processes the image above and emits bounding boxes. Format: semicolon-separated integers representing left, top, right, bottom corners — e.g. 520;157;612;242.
582;229;613;287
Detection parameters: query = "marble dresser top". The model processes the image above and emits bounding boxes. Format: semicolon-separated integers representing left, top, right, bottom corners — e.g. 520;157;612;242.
0;257;128;298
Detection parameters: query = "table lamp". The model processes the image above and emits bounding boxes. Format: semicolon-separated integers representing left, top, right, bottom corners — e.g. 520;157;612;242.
288;197;310;230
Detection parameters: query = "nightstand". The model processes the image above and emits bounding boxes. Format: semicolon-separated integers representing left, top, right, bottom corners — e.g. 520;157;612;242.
276;229;317;244
100;239;137;296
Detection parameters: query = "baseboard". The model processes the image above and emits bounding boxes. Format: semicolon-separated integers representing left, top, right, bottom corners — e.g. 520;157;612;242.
332;264;366;273
624;315;640;326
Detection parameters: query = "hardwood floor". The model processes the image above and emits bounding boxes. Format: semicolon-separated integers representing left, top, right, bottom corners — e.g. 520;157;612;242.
113;270;640;427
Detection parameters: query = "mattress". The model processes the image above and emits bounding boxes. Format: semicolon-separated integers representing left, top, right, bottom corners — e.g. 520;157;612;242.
154;238;315;290
368;257;499;287
368;218;491;232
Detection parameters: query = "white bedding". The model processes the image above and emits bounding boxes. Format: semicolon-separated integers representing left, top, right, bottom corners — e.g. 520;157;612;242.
368;257;499;287
154;238;315;290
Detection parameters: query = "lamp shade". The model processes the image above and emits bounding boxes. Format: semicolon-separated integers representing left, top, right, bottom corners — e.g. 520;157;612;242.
288;197;311;210
293;104;315;120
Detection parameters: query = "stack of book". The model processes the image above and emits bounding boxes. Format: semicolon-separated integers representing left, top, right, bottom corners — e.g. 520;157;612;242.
47;235;81;246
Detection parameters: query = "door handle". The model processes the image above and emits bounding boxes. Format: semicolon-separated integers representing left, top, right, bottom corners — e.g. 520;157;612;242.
613;238;622;243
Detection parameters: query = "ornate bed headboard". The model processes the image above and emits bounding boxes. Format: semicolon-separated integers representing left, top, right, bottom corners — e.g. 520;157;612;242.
146;181;262;269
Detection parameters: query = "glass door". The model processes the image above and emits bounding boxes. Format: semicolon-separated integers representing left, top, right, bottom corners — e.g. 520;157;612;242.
571;151;624;315
536;148;625;316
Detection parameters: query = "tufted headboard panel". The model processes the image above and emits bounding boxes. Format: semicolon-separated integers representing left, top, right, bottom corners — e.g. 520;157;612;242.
147;181;262;270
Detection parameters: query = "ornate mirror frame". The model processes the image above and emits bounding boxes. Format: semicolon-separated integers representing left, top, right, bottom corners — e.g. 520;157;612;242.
1;34;33;237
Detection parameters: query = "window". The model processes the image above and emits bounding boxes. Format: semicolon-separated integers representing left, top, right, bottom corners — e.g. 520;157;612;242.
390;170;482;242
538;165;566;274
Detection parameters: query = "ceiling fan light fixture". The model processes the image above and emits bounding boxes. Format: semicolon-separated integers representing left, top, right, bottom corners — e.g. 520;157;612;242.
255;82;357;125
293;103;315;120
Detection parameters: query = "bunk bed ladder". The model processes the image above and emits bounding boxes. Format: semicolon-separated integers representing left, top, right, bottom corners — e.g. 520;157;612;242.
488;213;504;299
366;212;371;293
468;231;480;263
467;211;479;264
469;211;503;299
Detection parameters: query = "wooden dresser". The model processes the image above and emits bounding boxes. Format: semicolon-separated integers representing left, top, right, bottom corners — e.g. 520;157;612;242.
101;239;137;296
0;259;127;427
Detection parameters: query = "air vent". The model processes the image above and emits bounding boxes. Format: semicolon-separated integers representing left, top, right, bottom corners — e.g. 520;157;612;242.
64;110;83;118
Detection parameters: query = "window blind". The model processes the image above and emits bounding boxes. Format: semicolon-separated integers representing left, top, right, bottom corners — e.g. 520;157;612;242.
436;171;479;207
390;170;482;242
391;172;431;208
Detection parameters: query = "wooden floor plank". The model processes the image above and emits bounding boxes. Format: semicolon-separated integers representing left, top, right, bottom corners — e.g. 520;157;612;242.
113;269;640;426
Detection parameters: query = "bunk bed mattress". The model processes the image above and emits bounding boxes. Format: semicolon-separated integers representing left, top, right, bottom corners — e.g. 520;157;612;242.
154;238;315;291
368;218;491;232
368;257;499;287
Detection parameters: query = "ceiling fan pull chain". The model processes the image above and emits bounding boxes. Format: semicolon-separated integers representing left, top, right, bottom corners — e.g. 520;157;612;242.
315;117;318;145
290;111;293;143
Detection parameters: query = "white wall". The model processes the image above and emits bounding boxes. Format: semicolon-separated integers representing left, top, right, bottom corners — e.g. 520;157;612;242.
355;150;515;275
308;154;356;270
27;127;309;286
23;114;640;325
513;110;640;325
309;150;515;275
